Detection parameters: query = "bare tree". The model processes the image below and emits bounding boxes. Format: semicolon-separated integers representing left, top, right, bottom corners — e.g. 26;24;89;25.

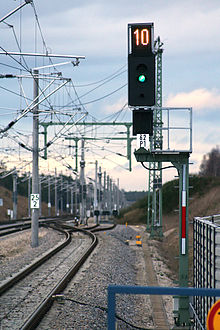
199;146;220;176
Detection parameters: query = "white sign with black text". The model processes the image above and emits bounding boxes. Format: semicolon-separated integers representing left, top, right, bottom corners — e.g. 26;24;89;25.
30;194;40;209
137;134;149;149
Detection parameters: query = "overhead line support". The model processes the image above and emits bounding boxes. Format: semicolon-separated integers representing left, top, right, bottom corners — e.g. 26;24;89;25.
31;69;39;248
0;51;85;60
148;37;163;238
0;0;32;24
40;122;134;171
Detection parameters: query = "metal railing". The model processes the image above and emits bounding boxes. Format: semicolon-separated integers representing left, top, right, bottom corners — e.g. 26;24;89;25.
150;107;192;153
193;214;220;328
107;285;220;330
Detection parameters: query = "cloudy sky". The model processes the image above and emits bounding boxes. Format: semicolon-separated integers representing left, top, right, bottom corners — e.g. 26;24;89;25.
0;0;219;191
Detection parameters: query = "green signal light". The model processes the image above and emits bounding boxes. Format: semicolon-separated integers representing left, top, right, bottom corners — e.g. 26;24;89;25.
138;74;146;83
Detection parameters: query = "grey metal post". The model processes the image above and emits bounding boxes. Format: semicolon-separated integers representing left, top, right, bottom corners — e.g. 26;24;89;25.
12;172;17;220
103;171;106;209
94;160;98;224
98;166;102;223
31;69;39;247
104;171;107;220
117;178;120;212
66;182;69;213
28;172;31;217
114;183;117;211
55;168;58;216
48;176;51;216
112;182;115;211
60;174;63;216
153;184;156;226
70;185;73;214
75;179;78;216
110;178;113;214
79;139;86;224
89;182;93;215
107;175;110;221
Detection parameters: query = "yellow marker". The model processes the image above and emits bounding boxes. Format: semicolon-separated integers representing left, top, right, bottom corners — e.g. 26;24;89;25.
136;235;141;239
125;222;127;227
136;240;142;246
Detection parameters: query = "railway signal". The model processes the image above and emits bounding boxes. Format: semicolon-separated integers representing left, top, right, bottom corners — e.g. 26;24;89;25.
128;23;155;106
132;108;153;136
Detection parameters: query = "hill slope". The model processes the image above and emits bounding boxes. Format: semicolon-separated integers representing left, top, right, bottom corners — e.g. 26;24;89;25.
0;186;52;221
118;175;220;281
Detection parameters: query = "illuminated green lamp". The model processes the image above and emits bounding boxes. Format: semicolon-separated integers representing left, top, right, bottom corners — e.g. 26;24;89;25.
138;74;146;83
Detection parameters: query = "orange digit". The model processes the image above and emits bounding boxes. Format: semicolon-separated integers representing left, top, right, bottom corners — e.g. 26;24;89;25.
141;29;149;46
134;29;139;46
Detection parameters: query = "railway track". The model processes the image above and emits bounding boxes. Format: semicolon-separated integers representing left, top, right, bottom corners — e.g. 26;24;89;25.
0;223;31;237
0;221;110;329
0;222;170;329
0;217;62;237
38;224;167;329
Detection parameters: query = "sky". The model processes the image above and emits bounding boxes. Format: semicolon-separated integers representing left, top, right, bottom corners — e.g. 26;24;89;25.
0;0;219;191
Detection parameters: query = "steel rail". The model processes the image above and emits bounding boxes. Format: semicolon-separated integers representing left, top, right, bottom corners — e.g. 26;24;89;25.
0;225;71;295
91;223;116;232
0;215;66;226
0;218;103;237
0;217;67;236
0;224;31;237
21;227;98;330
0;222;116;329
20;224;116;329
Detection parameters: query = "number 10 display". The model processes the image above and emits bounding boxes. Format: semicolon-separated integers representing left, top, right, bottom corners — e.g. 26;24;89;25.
134;28;149;46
